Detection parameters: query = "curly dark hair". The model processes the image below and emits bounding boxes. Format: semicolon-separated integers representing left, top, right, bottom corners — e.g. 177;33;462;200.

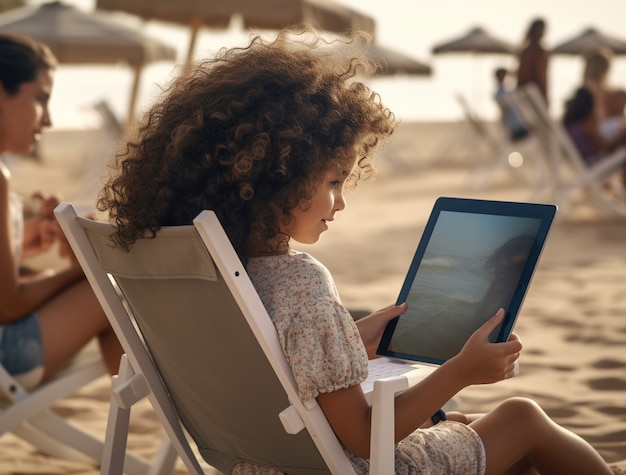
98;27;396;262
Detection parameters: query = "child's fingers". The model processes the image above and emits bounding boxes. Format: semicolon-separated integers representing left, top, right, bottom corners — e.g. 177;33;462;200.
476;308;505;338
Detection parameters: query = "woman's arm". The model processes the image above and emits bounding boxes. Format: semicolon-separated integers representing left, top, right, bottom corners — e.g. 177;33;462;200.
536;50;549;103
0;174;83;322
583;117;626;155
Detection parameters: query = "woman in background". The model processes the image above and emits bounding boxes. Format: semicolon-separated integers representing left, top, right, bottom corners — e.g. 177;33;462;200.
562;86;626;165
517;18;550;105
0;33;122;388
582;47;626;141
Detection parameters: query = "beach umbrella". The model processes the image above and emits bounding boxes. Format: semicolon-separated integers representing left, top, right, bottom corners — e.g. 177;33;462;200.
95;0;376;66
367;43;432;76
432;26;515;55
327;37;432;77
551;27;626;56
0;0;24;14
0;1;177;124
431;26;515;117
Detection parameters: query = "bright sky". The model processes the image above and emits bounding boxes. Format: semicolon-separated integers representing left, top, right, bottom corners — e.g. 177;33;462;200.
25;0;626;127
339;0;626;59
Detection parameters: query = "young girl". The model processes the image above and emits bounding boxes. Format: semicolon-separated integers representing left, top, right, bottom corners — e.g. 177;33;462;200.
99;28;612;474
0;33;123;386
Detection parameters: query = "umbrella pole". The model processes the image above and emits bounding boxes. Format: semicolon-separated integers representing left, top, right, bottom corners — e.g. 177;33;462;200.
185;18;203;68
127;65;143;128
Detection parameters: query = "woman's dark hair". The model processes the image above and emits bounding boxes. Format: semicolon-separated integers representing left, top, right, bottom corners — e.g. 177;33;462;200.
525;18;546;43
99;27;397;263
0;33;57;94
563;87;594;126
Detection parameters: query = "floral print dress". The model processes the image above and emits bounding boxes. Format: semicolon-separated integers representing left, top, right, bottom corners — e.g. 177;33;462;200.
237;250;486;475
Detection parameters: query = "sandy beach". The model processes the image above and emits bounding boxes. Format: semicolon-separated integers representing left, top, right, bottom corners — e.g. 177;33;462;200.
2;120;625;474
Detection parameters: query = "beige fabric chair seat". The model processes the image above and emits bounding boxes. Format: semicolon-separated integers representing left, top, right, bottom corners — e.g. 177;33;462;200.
56;203;417;474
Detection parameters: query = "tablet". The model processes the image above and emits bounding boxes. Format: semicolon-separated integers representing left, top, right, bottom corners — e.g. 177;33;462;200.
377;197;556;365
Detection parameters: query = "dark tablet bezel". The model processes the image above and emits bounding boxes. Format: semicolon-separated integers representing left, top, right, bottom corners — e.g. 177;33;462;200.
376;197;557;365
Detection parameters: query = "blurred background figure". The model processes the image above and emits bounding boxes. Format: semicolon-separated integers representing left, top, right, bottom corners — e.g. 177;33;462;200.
582;47;626;141
494;67;530;141
562;86;626;165
0;33;122;388
517;18;550;105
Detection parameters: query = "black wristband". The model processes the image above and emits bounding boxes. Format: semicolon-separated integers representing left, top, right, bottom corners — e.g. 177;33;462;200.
430;409;447;425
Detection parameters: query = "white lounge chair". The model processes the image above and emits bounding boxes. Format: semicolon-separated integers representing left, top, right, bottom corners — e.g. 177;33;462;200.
0;339;173;474
0;344;106;463
519;84;626;218
456;92;546;191
55;202;426;475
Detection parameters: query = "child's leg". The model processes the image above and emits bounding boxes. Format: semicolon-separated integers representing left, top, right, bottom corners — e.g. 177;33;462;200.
470;397;612;475
37;279;123;378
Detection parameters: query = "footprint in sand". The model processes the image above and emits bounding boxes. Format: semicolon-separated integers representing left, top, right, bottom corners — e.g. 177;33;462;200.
587;377;626;391
591;358;626;370
596;405;626;417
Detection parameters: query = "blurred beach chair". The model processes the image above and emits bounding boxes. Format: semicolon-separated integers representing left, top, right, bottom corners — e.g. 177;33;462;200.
0;341;171;474
0;343;106;463
93;100;124;139
55;202;419;475
66;100;125;209
519;84;626;218
454;93;545;191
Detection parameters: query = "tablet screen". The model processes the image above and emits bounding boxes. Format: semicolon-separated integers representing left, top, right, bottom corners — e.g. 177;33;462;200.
377;197;556;364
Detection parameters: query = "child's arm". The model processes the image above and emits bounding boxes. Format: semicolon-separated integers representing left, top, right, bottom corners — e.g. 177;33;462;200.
317;310;522;458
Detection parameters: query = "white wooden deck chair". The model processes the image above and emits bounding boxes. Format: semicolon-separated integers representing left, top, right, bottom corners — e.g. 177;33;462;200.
455;93;545;191
0;344;106;462
520;84;626;218
0;338;172;474
55;202;416;475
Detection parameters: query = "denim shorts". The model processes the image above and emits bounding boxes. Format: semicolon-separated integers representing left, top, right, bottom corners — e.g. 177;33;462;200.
0;312;45;388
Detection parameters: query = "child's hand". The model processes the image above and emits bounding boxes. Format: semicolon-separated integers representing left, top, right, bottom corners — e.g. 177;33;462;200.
449;308;522;386
355;302;407;359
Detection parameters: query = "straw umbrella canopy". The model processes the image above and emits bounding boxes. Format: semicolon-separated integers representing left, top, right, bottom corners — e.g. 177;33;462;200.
551;27;626;56
0;1;177;124
431;26;515;117
432;26;515;55
95;0;376;66
0;0;24;14
367;43;432;76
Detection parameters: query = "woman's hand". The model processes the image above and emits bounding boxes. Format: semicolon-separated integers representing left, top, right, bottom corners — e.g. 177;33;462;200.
22;216;58;257
447;309;522;386
30;191;61;220
21;192;67;259
354;302;407;359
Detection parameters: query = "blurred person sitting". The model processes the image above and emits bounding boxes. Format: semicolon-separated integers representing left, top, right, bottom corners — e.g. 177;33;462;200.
583;47;626;142
0;33;123;389
494;67;530;141
562;86;626;166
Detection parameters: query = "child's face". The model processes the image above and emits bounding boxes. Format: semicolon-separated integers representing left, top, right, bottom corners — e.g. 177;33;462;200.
284;157;356;245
